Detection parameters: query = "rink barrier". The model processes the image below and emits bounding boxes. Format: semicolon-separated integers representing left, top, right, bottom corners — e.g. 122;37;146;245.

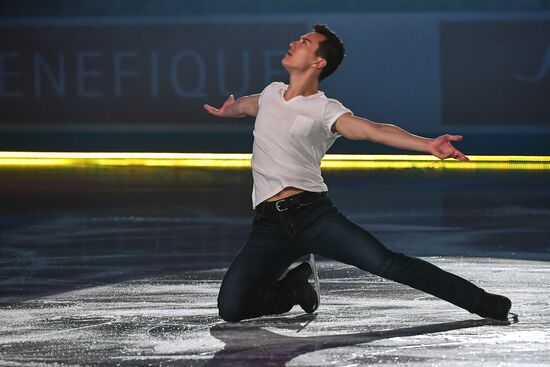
0;152;549;170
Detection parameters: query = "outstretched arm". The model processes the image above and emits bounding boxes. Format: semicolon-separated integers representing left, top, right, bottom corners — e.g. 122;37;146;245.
333;113;469;161
203;93;260;118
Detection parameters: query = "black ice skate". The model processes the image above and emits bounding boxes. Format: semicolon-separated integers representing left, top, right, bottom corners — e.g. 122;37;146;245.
474;291;514;322
280;261;319;313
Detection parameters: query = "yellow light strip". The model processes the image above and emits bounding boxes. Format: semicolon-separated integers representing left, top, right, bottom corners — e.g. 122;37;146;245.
0;152;549;170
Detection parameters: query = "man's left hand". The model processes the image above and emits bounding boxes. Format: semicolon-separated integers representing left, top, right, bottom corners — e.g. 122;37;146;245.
427;134;469;161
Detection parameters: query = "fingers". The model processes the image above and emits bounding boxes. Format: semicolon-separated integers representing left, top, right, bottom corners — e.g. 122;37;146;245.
435;146;468;161
203;104;220;115
440;134;463;141
222;94;235;107
204;95;234;115
448;135;463;141
453;149;469;161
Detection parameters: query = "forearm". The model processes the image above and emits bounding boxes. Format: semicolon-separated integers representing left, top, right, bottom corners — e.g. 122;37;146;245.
222;96;248;118
373;123;433;153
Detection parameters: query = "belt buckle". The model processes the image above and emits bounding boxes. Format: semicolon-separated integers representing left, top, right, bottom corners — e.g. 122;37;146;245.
275;199;288;212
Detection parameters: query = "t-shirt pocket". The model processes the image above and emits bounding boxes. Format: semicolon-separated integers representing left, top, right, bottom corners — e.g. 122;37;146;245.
290;115;316;136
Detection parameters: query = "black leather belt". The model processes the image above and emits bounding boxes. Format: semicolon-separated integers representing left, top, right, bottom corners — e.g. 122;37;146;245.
258;191;327;213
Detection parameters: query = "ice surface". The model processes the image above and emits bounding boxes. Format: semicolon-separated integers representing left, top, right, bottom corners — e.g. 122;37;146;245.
1;258;549;366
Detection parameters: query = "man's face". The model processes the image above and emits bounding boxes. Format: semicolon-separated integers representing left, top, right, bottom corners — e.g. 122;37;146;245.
282;31;327;74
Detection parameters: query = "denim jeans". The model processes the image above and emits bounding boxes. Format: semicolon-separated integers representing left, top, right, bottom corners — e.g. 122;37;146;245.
217;192;484;322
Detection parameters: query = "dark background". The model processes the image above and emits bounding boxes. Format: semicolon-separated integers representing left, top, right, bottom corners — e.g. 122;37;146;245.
1;0;549;154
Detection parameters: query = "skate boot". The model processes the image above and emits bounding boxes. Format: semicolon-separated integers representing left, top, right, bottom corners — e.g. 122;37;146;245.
280;262;319;313
473;291;512;321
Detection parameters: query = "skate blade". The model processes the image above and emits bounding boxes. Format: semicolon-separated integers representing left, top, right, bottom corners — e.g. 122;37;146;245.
508;312;519;324
309;253;320;308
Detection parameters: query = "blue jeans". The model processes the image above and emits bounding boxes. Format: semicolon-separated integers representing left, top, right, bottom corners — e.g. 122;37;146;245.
217;192;484;322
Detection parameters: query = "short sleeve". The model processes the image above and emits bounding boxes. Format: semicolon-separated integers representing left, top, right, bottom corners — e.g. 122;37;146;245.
258;82;280;108
322;99;353;138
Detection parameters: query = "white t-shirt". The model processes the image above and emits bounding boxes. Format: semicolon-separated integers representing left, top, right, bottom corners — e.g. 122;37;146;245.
251;81;353;209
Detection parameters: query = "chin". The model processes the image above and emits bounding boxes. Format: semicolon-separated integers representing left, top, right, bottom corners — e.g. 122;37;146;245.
281;59;290;71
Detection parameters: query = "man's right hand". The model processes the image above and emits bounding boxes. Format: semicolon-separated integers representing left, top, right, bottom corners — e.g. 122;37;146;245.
202;93;260;118
203;95;236;117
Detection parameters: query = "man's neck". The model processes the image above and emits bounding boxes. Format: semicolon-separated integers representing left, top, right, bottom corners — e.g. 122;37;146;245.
283;73;320;101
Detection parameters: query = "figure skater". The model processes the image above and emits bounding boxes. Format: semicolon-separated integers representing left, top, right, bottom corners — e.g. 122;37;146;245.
203;23;512;323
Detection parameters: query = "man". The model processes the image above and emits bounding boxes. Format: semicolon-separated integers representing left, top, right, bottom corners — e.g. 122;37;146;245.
203;23;512;323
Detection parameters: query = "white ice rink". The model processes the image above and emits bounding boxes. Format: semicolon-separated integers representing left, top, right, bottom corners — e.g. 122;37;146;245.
1;258;548;366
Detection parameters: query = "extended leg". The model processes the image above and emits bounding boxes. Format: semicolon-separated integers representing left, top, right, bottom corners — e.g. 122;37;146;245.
299;205;485;313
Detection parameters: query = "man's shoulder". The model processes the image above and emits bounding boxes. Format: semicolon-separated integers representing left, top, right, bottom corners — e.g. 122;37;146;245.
323;96;347;108
323;95;342;103
265;81;286;89
260;81;283;93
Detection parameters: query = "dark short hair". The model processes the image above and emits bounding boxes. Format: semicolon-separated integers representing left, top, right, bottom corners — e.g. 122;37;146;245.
312;23;346;82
